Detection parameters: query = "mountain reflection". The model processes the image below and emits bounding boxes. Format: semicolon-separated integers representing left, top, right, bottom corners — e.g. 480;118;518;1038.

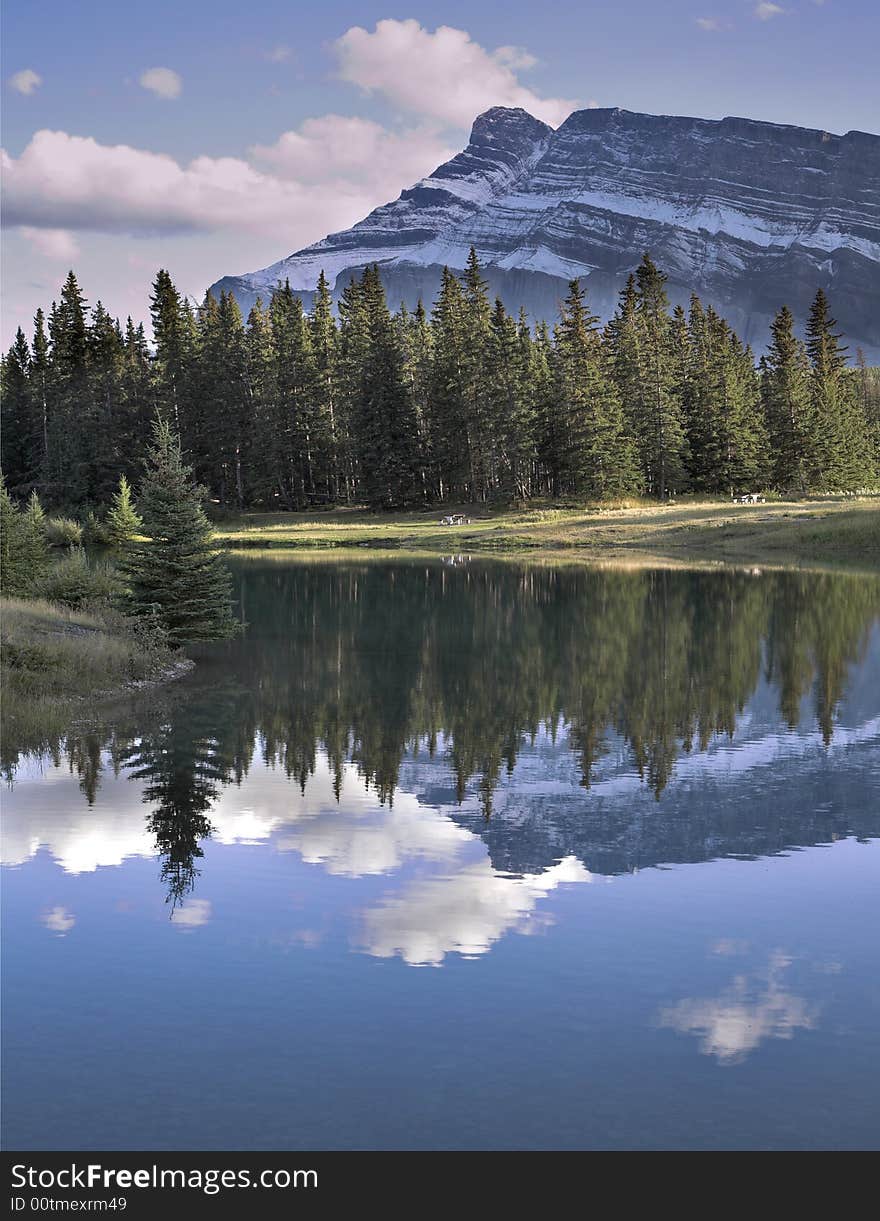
3;560;879;914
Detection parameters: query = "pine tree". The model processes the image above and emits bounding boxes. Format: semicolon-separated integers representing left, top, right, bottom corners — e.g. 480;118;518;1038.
484;301;535;499
532;322;563;495
30;309;50;486
0;476;48;594
123;417;237;642
762;306;812;493
631;254;689;496
149;270;195;440
804;290;874;490
460;248;494;498
120;317;153;475
355;266;420;508
192;290;251;506
244;298;276;504
310;270;340;501
428;266;472;501
47;271;90;499
0;476;26;594
396;299;435;500
336;272;371;503
106;475;143;546
0;329;35;492
85;301;126;503
553;280;639;499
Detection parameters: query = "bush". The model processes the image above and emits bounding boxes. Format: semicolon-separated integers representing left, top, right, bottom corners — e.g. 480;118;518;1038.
45;516;84;547
82;509;114;546
33;546;121;609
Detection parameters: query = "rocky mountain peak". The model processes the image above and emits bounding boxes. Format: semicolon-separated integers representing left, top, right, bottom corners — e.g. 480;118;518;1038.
210;106;880;359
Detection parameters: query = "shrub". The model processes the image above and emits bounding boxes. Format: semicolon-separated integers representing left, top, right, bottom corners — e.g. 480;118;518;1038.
82;509;114;546
45;516;84;547
33;546;121;609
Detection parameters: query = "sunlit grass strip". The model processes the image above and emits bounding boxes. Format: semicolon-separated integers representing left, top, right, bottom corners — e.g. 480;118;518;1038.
212;496;880;567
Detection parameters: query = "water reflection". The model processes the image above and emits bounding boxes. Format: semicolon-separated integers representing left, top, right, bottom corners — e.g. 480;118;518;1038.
3;560;879;927
658;949;817;1064
360;856;592;966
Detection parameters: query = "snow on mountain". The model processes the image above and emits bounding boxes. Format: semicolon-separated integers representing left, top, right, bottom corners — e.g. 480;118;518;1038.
210;106;880;358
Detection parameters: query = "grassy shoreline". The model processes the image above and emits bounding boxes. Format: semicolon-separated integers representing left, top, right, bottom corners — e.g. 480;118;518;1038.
1;598;192;762
213;496;880;569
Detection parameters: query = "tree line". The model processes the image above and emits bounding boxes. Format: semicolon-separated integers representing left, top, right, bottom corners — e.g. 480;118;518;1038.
2;250;878;511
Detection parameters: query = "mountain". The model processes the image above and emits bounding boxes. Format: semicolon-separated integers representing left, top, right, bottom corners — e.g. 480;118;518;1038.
210;106;880;358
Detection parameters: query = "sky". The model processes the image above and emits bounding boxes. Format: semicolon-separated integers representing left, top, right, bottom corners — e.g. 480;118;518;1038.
2;0;879;346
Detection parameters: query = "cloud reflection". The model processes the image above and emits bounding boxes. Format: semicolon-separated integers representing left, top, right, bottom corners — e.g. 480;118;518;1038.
42;906;75;935
658;950;817;1063
169;898;212;929
360;856;592;966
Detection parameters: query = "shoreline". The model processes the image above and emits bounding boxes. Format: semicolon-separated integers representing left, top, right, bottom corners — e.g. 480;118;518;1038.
1;599;194;764
213;496;880;571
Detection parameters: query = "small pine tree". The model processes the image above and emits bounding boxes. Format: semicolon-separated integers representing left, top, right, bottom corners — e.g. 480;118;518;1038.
122;418;237;642
24;489;50;575
1;477;48;595
106;475;143;546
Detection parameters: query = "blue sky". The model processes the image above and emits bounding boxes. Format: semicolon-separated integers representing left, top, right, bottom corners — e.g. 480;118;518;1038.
3;1;878;344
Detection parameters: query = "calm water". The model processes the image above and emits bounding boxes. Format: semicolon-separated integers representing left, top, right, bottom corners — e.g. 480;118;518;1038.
2;558;879;1151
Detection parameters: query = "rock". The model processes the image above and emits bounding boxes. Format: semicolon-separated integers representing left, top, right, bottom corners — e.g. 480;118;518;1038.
211;106;880;358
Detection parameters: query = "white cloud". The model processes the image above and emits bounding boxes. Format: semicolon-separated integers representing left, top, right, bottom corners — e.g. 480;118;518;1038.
754;2;787;19
1;20;570;341
9;68;42;95
333;19;577;129
265;44;292;63
19;225;79;260
139;67;182;100
42;906;75;935
250;115;453;191
493;45;539;71
696;17;728;31
2;122;454;246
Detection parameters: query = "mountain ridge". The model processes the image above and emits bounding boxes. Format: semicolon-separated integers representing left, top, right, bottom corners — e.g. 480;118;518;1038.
210;105;880;358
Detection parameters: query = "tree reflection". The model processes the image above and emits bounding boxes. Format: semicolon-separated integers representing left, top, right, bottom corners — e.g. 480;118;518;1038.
5;559;878;897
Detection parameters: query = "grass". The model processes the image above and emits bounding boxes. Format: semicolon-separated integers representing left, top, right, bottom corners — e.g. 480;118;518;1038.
212;495;880;569
1;597;190;764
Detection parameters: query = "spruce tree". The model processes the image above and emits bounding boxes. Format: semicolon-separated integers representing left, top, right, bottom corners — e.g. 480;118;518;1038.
532;321;563;496
244;298;276;504
31;309;51;486
123;417;236;642
632;254;689;496
0;476;48;595
106;474;143;546
396;299;435;500
762;306;812;493
428;266;471;500
0;330;36;492
553;280;639;499
86;301;126;503
47;272;91;499
310;271;341;501
804;290;874;490
149;270;195;440
460;248;494;498
355;266;420;508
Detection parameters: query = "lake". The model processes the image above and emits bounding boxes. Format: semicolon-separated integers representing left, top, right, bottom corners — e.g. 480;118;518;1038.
2;556;879;1150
